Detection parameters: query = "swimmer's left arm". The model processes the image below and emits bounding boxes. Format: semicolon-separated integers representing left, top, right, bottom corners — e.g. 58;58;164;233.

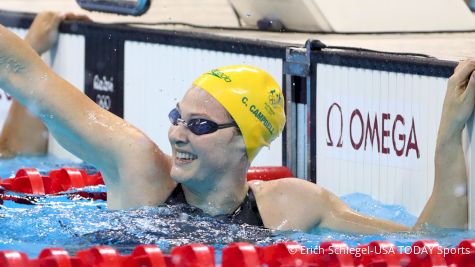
0;18;175;209
252;178;409;233
0;12;63;158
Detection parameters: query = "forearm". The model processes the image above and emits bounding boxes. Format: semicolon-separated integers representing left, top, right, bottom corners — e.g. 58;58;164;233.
0;22;54;157
0;25;50;106
415;130;468;229
320;206;410;234
319;188;410;234
0;24;154;185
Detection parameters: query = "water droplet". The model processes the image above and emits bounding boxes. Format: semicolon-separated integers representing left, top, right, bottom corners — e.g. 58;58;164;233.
453;184;466;197
179;213;189;220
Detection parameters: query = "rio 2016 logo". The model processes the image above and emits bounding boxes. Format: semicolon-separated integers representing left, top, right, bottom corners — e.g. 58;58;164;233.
96;94;112;110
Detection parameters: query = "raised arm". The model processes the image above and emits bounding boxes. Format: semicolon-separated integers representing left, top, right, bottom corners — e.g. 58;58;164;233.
415;60;475;229
0;14;175;208
0;12;97;158
0;12;64;158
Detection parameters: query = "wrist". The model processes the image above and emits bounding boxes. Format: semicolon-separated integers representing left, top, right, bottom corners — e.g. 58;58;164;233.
24;34;43;55
436;129;463;152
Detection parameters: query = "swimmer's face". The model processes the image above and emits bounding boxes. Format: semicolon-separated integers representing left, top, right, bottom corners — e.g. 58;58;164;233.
168;86;247;184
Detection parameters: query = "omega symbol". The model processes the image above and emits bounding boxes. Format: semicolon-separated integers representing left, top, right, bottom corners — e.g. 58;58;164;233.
326;102;343;147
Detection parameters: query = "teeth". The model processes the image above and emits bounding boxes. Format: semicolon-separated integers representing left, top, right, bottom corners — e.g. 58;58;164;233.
176;152;197;160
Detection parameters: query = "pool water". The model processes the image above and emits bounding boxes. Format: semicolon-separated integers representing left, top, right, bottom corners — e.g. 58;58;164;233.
0;155;474;259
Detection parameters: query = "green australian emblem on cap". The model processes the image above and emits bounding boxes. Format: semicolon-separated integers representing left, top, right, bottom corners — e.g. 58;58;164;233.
268;89;283;107
209;69;232;82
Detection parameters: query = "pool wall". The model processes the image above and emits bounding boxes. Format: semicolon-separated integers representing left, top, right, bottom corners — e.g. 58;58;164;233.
0;11;472;227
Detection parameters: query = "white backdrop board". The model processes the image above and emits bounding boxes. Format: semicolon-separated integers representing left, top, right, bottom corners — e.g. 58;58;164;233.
124;41;284;167
314;63;448;216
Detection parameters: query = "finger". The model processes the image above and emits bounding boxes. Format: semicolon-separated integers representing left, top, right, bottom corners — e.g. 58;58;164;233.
461;70;475;100
76;14;92;22
451;60;475;86
467;70;475;95
49;15;63;30
64;13;92;22
454;59;468;72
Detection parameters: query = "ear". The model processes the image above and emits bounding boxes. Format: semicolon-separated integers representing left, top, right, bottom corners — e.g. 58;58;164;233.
231;132;249;167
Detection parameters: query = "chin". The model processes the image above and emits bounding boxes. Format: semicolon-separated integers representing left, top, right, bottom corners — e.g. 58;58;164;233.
171;156;203;181
170;163;198;184
170;168;188;183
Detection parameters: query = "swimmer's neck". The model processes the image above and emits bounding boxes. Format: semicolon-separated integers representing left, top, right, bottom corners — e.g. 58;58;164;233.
181;174;249;216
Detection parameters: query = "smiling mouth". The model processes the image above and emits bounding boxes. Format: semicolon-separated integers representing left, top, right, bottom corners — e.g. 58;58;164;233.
175;151;198;164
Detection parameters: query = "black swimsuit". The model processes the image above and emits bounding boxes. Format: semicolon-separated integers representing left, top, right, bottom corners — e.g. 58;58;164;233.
165;184;264;227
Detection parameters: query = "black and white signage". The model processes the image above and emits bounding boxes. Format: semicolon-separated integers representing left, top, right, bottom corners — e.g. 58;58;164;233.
85;35;124;117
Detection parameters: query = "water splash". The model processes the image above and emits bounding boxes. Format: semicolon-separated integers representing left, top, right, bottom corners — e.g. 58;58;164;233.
0;157;474;258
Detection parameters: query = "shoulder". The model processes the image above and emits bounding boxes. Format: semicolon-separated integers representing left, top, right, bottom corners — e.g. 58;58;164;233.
109;128;176;209
247;178;333;231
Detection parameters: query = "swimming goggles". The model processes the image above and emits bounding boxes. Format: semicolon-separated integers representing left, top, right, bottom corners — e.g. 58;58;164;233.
168;108;237;135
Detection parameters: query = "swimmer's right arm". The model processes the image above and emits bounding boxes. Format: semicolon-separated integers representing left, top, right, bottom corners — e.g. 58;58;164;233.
0;17;176;209
251;178;410;233
415;60;475;229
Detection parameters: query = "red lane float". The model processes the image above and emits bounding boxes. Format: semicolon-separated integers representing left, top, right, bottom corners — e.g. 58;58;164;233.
356;241;401;266
35;248;82;267
0;166;292;198
246;166;293;181
310;241;355;266
125;245;166;267
0;168;104;196
406;240;447;267
170;244;214;267
0;239;474;267
257;242;307;267
76;246;123;267
221;243;260;267
0;251;29;267
447;239;475;267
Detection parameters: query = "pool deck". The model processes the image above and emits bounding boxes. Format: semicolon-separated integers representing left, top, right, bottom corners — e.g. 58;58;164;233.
0;0;474;61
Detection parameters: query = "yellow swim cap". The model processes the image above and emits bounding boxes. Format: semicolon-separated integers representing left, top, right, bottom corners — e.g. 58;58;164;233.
193;65;286;161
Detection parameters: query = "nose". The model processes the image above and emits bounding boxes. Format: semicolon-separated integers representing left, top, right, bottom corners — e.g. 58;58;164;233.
168;122;189;146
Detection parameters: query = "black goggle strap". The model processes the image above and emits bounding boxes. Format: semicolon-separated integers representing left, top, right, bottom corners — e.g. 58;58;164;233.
216;122;238;129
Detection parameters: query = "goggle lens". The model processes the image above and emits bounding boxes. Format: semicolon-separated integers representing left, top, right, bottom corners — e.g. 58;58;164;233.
168;108;236;135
